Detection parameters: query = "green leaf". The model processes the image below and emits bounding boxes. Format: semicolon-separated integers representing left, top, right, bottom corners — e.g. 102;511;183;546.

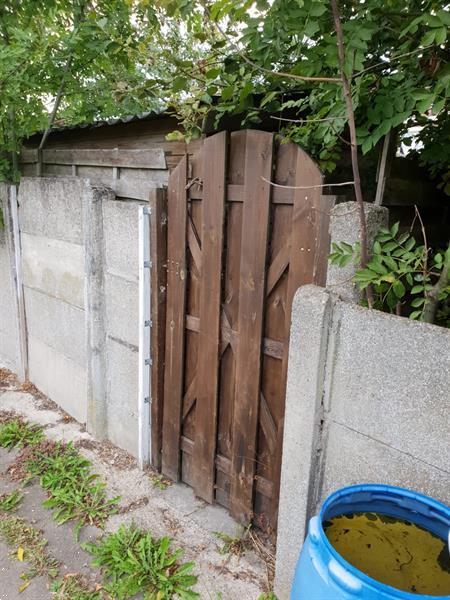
383;256;397;271
409;310;422;320
309;3;327;17
205;67;222;79
393;279;405;299
421;29;436;46
260;91;278;107
404;237;416;252
390;222;399;237
383;241;398;253
416;95;435;114
434;27;447;45
221;86;235;101
411;297;426;307
411;285;424;294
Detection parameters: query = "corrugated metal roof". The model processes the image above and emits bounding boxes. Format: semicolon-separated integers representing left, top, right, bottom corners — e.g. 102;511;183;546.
41;108;169;134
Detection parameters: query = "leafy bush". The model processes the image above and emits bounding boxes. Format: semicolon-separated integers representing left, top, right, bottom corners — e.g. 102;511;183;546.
83;523;199;599
330;223;450;326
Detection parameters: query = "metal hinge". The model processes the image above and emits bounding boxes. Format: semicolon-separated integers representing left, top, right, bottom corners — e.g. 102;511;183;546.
145;358;153;366
143;260;152;268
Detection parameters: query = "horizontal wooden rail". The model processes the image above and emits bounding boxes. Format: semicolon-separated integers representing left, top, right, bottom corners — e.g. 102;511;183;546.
180;436;273;499
20;147;166;169
185;313;284;360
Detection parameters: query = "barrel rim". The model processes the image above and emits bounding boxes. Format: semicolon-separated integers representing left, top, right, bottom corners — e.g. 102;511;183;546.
318;483;450;599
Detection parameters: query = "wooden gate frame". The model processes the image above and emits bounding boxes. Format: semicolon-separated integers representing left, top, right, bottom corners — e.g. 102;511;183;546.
151;130;334;529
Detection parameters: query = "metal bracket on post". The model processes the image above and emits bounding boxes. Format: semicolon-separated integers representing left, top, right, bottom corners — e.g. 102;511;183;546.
138;204;152;469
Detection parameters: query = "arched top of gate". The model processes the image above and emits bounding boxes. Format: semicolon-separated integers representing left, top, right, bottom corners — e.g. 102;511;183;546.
171;128;324;207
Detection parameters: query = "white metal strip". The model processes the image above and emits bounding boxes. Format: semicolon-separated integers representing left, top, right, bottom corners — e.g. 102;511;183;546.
138;205;152;469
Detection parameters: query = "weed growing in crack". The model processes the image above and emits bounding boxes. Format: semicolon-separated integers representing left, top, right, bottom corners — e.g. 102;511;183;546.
0;515;59;590
51;573;103;600
24;441;120;538
147;470;171;491
0;489;23;513
83;523;199;599
0;418;44;450
214;524;252;557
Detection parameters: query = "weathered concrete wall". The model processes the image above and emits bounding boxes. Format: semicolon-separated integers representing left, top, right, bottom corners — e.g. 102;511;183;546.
275;285;450;599
19;178;90;422
0;177;146;458
0;185;21;373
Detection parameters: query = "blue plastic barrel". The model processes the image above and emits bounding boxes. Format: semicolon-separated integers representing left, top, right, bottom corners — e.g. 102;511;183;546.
291;484;450;599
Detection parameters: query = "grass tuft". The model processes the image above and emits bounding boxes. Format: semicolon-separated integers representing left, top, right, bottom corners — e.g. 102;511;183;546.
0;489;23;513
24;441;120;537
0;514;59;583
51;573;103;600
0;418;44;450
83;522;199;599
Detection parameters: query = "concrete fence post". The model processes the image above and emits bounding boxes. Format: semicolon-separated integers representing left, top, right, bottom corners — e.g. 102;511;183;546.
84;185;114;439
0;183;25;380
274;285;335;599
326;201;389;303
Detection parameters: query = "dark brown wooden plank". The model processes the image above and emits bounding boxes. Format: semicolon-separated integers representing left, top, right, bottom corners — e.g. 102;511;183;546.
269;146;324;527
180;437;273;499
192;131;227;502
161;155;188;481
149;188;167;470
229;130;274;524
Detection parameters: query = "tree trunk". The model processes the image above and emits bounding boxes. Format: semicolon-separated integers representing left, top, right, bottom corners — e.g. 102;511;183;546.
422;244;450;324
330;0;373;307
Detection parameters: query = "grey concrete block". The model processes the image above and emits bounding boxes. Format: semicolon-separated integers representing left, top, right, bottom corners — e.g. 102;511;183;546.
274;285;334;600
327;201;388;302
322;421;450;506
106;337;139;456
105;274;139;347
103;198;144;279
24;287;86;367
18;177;90;244
21;233;85;309
28;334;87;422
329;303;450;472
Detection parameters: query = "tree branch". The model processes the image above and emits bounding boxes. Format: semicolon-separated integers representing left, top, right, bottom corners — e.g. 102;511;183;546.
208;11;341;84
422;243;450;324
330;0;372;307
37;1;88;174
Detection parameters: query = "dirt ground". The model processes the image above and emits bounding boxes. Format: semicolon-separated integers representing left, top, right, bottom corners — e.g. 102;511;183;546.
0;372;271;599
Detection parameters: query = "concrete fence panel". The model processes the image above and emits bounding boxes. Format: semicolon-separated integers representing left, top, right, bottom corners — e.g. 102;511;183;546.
275;285;450;598
0;177;155;459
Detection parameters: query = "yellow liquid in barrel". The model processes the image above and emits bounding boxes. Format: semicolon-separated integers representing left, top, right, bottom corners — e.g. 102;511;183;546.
324;513;450;595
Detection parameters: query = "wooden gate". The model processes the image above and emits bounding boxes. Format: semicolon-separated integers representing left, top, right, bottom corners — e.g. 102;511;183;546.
156;130;333;530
